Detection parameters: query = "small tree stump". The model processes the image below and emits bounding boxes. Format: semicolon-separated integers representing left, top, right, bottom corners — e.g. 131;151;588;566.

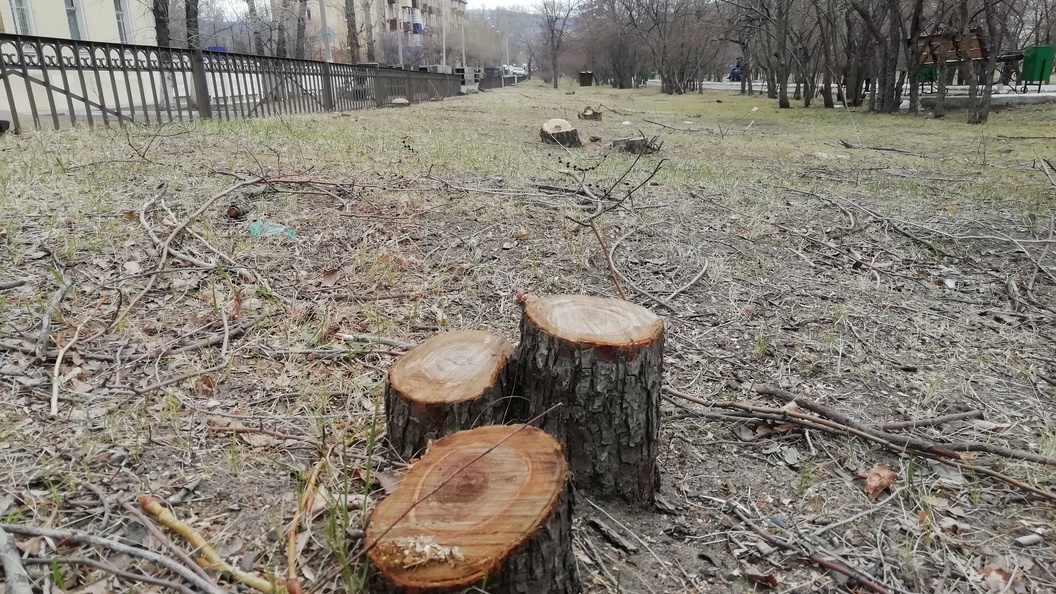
577;106;602;121
540;118;582;147
612;135;662;155
385;330;514;461
367;425;579;594
515;295;664;504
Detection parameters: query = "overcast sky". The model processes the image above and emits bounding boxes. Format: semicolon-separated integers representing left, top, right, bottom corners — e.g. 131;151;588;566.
466;0;526;10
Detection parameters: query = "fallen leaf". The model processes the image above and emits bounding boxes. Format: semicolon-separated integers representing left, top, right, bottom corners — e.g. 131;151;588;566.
122;211;138;221
373;469;402;494
15;536;42;555
743;563;779;587
321;267;342;287
195;375;215;397
856;465;898;500
229;290;243;320
124;261;142;274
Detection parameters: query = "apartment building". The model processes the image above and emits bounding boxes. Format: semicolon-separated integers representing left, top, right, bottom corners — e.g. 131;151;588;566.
0;0;155;44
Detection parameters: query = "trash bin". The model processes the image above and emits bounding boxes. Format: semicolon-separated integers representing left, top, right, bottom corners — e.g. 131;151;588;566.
1023;46;1054;84
579;71;594;86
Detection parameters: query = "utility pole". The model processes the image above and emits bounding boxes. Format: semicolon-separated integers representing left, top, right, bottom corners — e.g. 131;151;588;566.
317;0;334;62
397;2;404;66
441;7;446;66
461;21;466;67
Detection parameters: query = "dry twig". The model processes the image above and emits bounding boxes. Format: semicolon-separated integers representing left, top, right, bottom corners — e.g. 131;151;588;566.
0;526;33;594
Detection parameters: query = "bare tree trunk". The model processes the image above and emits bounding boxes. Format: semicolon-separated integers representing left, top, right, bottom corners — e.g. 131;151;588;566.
905;0;924;111
345;0;361;62
294;0;309;59
185;0;200;49
361;0;376;61
246;0;266;56
153;0;171;47
934;37;950;118
958;0;980;121
277;0;293;57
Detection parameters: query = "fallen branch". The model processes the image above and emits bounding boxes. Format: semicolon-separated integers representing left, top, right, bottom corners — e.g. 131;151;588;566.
753;385;1056;467
0;523;230;594
208;425;321;447
664;387;1056;500
139;496;288;593
872;410;984;431
35;266;74;358
51;317;88;417
837;139;931;158
723;502;900;594
334;333;415;350
590;221;627;300
0;279;27;290
116;499;217;586
22;556;198;594
0;526;32;594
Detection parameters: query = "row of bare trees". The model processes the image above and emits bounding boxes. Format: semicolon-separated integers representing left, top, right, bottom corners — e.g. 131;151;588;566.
530;0;1056;122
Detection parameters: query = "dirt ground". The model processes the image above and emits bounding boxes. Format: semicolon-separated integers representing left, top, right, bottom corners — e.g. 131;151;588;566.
1;81;1055;594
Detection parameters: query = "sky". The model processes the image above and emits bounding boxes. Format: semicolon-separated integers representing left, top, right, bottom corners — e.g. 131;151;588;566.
466;0;525;10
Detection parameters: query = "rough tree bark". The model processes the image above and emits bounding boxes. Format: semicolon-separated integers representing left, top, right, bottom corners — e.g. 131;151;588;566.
367;425;579;594
246;0;266;56
362;0;376;61
344;0;361;62
385;330;514;461
185;0;200;49
294;0;309;59
514;295;663;504
540;119;582;147
153;0;170;47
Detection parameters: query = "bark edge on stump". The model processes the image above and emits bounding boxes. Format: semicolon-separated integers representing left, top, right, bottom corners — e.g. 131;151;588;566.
540;118;582;147
516;294;663;504
385;330;514;461
367;424;579;594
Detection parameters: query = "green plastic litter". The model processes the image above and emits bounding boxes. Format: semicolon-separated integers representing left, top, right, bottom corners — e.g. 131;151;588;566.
249;221;295;238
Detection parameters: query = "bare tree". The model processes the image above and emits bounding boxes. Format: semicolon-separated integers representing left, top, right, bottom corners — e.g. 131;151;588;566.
294;0;309;58
345;0;362;62
246;0;266;55
362;0;377;61
185;0;200;48
154;0;172;46
537;0;579;88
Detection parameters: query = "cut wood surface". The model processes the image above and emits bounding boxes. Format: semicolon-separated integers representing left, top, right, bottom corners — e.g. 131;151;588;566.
385;330;514;461
516;294;664;504
367;425;579;594
540;118;582;147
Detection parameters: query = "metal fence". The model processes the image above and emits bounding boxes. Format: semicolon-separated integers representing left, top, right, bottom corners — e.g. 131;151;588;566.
0;33;462;133
478;74;529;91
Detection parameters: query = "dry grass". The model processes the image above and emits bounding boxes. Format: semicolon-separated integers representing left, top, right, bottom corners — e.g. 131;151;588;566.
1;79;1055;594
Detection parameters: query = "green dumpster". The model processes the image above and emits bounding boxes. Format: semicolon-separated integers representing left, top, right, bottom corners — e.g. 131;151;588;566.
1022;46;1054;84
918;67;937;83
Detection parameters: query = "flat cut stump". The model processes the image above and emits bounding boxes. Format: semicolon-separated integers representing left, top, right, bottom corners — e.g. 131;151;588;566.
385;330;514;461
516;294;664;504
367;425;579;594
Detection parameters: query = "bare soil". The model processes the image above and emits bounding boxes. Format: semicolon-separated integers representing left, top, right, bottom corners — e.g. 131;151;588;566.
1;82;1054;594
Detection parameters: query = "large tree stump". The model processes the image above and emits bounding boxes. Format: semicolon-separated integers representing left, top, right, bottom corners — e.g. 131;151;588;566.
515;295;663;504
367;425;579;594
540;118;582;147
385;330;514;462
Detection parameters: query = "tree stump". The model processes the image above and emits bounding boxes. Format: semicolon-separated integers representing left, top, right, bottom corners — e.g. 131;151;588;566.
515;294;664;504
612;135;662;155
577;106;602;121
385;330;515;461
367;425;579;594
540;118;582;147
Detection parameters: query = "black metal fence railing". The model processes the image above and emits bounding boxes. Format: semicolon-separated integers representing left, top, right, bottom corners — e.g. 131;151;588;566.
0;33;462;133
478;74;529;91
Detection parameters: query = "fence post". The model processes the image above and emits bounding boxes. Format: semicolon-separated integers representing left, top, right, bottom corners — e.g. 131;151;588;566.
405;68;412;102
321;62;335;111
190;48;212;119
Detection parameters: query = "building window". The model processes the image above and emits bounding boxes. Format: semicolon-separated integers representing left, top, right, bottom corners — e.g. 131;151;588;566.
10;0;33;35
64;0;83;39
113;0;131;42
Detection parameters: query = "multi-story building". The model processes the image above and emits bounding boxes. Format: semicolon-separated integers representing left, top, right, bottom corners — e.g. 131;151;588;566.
294;0;466;64
0;0;155;44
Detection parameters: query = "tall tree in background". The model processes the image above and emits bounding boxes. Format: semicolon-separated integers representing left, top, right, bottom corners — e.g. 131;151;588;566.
154;0;171;46
362;0;377;61
246;0;266;55
345;0;362;62
294;0;309;58
186;0;201;48
537;0;579;87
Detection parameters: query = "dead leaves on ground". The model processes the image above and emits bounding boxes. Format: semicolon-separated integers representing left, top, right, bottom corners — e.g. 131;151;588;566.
856;464;898;501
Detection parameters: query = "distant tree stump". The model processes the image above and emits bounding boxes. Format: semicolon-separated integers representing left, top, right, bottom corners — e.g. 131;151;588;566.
577;106;602;121
540;118;582;147
612;135;662;155
515;295;664;504
385;330;515;461
367;425;579;594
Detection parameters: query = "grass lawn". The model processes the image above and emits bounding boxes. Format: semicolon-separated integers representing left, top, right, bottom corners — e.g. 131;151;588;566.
1;79;1054;593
